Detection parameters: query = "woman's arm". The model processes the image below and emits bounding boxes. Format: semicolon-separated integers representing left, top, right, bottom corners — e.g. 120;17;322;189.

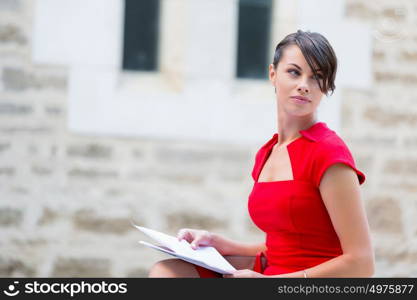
272;163;375;278
211;233;266;256
177;228;266;257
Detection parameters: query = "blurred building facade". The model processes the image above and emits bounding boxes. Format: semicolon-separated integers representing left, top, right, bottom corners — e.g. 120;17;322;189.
0;0;416;277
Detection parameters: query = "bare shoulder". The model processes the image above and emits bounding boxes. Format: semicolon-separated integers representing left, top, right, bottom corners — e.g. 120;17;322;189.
319;163;362;211
321;162;359;184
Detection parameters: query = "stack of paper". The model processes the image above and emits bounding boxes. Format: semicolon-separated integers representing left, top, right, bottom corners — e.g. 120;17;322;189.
133;224;236;275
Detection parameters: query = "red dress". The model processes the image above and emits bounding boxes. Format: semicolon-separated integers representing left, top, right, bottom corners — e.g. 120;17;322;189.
248;122;365;275
196;122;365;277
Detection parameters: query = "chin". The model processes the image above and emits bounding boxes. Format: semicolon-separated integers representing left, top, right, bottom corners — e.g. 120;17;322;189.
286;109;312;117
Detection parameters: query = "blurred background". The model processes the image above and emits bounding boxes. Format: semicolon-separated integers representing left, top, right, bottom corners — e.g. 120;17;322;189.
0;0;416;277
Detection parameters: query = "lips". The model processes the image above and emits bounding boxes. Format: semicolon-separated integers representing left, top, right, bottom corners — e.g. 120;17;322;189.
290;96;311;103
291;96;311;102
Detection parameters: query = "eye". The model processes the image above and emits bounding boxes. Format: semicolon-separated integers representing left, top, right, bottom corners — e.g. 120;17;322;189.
288;69;300;76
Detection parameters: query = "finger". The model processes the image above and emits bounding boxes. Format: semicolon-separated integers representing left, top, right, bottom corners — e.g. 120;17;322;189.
177;229;184;240
177;228;191;241
190;239;199;249
191;231;212;249
190;235;205;249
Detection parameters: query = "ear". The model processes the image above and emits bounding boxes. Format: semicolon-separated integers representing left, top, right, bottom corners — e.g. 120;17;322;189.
269;64;277;84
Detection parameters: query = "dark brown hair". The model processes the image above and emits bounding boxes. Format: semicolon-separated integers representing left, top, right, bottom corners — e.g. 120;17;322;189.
272;30;337;96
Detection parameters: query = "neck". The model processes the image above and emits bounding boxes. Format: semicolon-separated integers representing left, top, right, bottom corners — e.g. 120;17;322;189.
276;114;318;147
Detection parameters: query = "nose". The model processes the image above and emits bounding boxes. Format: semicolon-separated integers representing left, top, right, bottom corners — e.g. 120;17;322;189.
297;75;310;94
297;85;309;95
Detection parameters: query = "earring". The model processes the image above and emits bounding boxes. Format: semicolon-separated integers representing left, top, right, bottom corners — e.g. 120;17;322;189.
274;87;277;94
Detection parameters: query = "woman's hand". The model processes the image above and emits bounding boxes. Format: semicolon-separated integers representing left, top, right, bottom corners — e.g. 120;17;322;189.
223;269;266;278
177;228;213;250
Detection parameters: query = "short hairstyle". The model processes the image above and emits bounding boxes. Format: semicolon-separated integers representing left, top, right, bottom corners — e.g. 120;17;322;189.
272;30;337;96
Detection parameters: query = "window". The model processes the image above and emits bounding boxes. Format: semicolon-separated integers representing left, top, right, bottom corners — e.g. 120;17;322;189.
236;0;272;79
122;0;160;71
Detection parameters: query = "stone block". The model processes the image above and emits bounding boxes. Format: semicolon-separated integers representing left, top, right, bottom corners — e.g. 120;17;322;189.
0;167;15;176
0;126;51;135
384;159;417;175
2;67;67;91
0;0;21;10
67;144;112;159
126;267;148;278
364;106;417;126
366;196;403;235
345;2;376;19
38;207;58;226
348;135;397;149
373;50;385;61
159;172;204;185
0;257;35;277
31;165;52;176
155;147;215;164
131;148;145;158
67;168;118;179
73;210;131;235
0;143;11;152
165;211;227;232
216;150;251;165
10;186;28;194
374;71;417;85
400;50;417;62
381;7;406;20
44;106;62;116
403;137;417;148
0;23;26;45
0;207;23;226
0;103;33;115
51;257;110;277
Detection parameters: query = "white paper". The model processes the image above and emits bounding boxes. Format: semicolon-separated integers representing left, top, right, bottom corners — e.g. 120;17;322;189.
133;224;236;275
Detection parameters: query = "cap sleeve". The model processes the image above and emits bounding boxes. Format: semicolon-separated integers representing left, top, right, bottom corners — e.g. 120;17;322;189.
312;138;366;187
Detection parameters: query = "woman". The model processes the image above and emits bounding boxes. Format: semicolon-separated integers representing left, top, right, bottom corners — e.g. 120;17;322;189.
148;30;374;278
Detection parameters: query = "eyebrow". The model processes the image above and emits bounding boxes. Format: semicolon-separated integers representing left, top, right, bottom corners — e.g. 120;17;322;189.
288;63;322;73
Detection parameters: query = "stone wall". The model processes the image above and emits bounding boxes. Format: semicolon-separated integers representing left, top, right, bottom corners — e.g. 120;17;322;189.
342;0;417;277
1;0;416;277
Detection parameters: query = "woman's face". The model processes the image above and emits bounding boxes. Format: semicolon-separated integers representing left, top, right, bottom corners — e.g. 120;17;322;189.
269;44;325;118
